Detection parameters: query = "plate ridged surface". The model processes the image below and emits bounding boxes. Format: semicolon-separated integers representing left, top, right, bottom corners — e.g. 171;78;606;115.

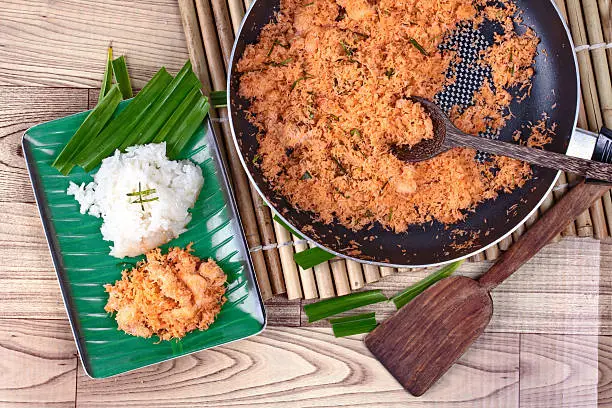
23;102;265;378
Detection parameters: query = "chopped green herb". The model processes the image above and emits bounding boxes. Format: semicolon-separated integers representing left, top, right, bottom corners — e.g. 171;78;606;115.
380;178;390;193
302;1;314;5
290;74;314;91
328;114;340;121
252;154;261;164
303;290;387;322
301;170;313;180
352;31;369;39
126;188;156;197
385;67;395;78
391;260;464;309
129;182;160;211
409;38;429;56
266;39;291;57
364;209;374;218
350;128;361;137
267;57;293;67
340;41;356;57
131;197;159;204
388;207;393;221
332;156;348;175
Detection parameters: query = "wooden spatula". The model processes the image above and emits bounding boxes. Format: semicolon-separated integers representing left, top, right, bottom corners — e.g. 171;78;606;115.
365;180;610;396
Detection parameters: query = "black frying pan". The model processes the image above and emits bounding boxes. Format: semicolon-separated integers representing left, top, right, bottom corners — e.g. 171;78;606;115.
227;0;581;267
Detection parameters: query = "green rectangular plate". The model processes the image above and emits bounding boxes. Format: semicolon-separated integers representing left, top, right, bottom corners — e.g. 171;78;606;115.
22;100;266;378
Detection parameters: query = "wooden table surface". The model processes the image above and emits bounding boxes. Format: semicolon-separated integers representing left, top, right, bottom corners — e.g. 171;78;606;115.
1;1;612;406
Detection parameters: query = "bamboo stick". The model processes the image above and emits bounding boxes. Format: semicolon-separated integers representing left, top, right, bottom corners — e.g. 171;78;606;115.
512;222;526;242
567;0;604;129
189;0;272;299
224;0;311;297
583;0;612;126
252;188;286;294
346;260;365;290
179;0;273;299
329;259;351;296
498;235;513;251
469;251;486;262
484;245;500;260
177;0;212;94
597;0;612;77
200;0;290;296
210;0;235;65
362;264;381;283
227;0;245;34
603;191;612;232
583;0;612;240
294;235;317;299
380;267;395;277
308;243;335;299
225;0;343;296
272;221;302;299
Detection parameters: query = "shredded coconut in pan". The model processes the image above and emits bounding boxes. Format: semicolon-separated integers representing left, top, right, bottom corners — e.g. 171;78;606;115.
238;0;552;232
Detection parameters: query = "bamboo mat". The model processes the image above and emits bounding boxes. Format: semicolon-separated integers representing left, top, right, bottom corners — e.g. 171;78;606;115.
177;0;612;301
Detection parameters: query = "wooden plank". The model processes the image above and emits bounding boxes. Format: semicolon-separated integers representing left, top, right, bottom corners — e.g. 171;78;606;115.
263;296;300;327
76;327;518;407
0;201;67;319
301;238;605;334
0;87;89;203
0;0;189;88
0;318;77;407
520;334;598;407
600;239;612;335
598;335;612;406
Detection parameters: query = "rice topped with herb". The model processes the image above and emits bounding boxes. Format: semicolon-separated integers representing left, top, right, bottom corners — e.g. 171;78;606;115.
67;142;203;258
237;0;546;231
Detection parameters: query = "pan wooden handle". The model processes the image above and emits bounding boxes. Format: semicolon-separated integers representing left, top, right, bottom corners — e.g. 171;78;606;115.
446;127;612;182
478;180;609;291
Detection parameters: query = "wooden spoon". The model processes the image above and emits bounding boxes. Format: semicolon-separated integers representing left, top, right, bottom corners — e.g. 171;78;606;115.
392;97;612;182
365;180;610;397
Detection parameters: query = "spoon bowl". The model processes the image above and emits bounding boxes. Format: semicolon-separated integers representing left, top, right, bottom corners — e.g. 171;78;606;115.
392;98;612;183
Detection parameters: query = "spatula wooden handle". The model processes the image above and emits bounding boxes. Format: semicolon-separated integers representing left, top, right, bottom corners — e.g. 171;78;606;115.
478;180;609;291
446;128;612;182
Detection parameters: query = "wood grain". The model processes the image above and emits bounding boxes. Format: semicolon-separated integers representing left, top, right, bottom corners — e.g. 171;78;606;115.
300;237;604;334
520;334;599;407
0;0;190;88
447;128;612;181
0;87;88;203
0;318;77;407
365;276;493;396
598;335;612;406
76;328;520;407
479;181;609;291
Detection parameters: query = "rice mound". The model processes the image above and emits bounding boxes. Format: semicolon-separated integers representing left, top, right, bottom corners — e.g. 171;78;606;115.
67;142;204;258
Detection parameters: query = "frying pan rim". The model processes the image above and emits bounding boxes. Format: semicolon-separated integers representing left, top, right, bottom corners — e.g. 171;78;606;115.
227;0;580;268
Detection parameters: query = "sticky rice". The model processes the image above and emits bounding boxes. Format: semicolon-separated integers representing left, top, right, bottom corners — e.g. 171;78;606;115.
67;142;204;258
